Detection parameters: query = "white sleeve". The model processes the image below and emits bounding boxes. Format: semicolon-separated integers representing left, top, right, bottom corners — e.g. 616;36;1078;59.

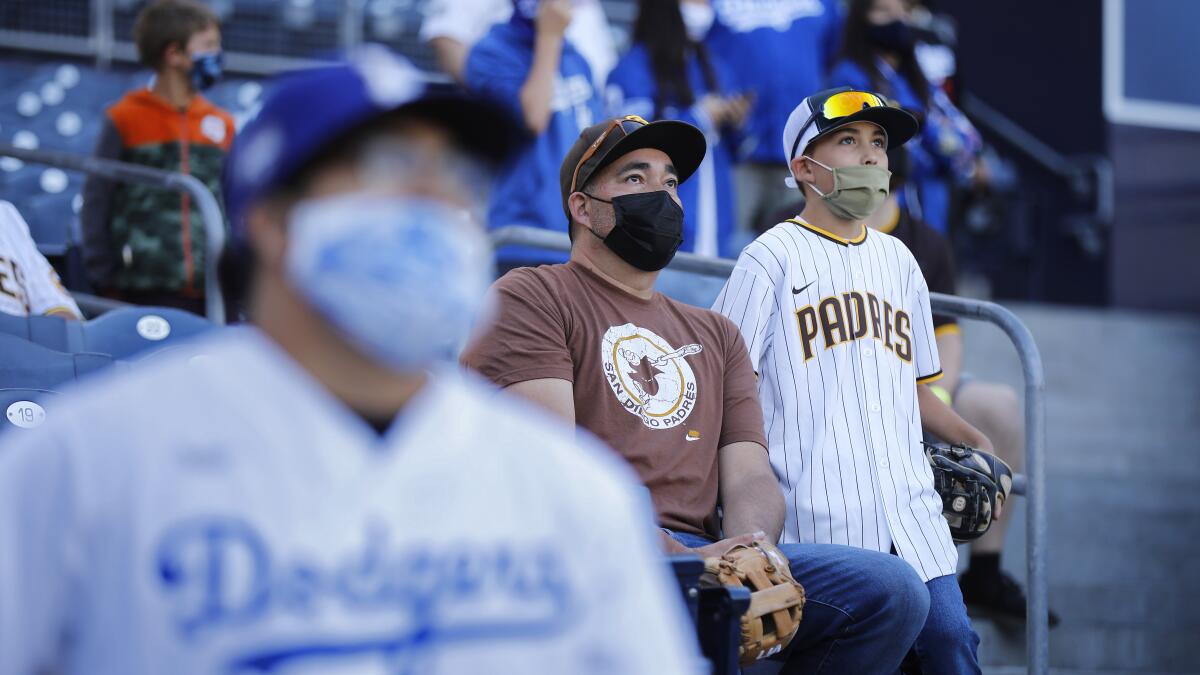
4;203;81;318
910;264;942;384
571;442;704;674
0;424;83;674
712;249;777;373
419;0;510;45
21;244;82;319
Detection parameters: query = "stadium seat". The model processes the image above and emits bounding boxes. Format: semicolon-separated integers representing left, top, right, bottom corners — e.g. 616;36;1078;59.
0;312;83;352
0;162;41;196
23;189;79;256
668;554;754;675
79;306;214;360
0;333;112;389
0;387;59;436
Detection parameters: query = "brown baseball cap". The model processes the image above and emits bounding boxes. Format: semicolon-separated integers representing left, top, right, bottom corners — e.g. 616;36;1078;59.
559;115;707;220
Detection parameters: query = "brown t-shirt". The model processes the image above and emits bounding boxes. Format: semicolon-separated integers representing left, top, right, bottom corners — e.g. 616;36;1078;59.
462;261;767;538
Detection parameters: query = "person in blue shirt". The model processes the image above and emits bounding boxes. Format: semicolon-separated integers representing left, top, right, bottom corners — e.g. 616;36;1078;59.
465;0;603;269
827;0;982;235
606;0;748;261
704;0;842;241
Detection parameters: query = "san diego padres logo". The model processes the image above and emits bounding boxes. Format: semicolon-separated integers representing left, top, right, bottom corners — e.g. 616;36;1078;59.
601;323;702;429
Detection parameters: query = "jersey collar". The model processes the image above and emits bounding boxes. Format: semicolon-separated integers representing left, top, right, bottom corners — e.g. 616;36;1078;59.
786;217;869;246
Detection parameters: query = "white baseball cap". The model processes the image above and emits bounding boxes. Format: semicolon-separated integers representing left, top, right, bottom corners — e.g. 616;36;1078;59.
782;87;919;187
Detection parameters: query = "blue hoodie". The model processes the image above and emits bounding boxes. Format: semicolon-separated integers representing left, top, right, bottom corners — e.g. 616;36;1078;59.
465;18;602;264
705;0;842;164
606;44;738;258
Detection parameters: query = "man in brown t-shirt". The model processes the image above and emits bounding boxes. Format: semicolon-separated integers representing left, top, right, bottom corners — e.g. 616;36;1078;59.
463;115;933;673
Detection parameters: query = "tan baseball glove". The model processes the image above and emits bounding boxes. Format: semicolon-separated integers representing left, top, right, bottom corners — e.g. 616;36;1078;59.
702;541;806;665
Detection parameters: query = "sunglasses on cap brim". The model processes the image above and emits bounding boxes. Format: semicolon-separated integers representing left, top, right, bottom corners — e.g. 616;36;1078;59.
568;115;651;194
790;91;888;161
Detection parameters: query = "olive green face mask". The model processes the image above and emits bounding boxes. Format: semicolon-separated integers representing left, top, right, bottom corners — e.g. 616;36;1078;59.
803;156;892;221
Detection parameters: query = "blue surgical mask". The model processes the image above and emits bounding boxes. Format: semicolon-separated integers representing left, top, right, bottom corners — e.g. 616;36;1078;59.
286;194;495;372
191;51;223;91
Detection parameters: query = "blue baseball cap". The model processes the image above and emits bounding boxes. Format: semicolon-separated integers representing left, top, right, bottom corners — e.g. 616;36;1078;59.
223;46;522;238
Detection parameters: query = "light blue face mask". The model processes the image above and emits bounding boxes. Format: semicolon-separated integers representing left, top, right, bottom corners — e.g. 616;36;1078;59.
286;194;495;372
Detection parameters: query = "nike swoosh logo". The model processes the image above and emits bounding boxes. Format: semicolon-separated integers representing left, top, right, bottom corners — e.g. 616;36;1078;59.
685;436;700;442
792;281;815;295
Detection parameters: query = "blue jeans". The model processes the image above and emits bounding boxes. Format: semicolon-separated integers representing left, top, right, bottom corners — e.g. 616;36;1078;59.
669;531;929;674
908;574;981;675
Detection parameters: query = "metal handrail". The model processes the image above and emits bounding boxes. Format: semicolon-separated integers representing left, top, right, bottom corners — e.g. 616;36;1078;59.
960;91;1113;230
490;226;741;278
489;225;1049;674
926;294;1048;674
0;145;227;325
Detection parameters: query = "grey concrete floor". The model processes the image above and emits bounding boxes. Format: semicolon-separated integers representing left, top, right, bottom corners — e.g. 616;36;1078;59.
959;304;1200;674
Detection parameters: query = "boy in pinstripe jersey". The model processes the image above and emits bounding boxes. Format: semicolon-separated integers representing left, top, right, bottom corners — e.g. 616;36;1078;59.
714;88;994;674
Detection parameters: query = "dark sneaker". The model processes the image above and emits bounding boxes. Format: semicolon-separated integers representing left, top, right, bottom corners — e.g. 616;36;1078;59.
959;568;1060;630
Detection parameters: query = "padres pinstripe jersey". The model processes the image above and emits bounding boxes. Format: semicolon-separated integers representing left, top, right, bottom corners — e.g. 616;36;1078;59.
713;216;957;582
0;201;81;319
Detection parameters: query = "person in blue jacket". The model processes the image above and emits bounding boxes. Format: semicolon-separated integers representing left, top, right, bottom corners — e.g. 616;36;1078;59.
827;0;982;235
465;0;603;269
606;0;748;261
705;0;842;240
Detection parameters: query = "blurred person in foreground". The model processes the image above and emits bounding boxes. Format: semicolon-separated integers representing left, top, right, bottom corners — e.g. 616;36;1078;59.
465;0;603;270
0;48;700;675
81;0;235;315
827;0;982;235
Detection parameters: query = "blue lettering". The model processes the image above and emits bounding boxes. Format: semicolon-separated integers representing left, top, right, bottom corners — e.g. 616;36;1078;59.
155;516;271;638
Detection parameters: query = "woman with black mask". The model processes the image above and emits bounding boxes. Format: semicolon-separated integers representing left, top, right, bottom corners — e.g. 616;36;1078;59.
606;0;749;263
828;0;983;236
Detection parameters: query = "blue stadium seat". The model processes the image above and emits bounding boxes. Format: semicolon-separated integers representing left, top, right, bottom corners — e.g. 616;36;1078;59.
0;62;39;94
79;306;215;360
0;160;43;201
0;312;83;352
22;190;79;256
0;333;112;389
0;388;59;436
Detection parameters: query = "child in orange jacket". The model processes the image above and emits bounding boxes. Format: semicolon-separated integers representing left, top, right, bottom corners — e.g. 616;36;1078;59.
82;0;234;315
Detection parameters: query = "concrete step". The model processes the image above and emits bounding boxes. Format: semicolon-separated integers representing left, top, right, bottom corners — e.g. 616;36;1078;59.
960;304;1200;674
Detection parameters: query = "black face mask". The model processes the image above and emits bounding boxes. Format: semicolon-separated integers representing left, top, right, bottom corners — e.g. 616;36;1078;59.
868;20;915;53
584;190;684;272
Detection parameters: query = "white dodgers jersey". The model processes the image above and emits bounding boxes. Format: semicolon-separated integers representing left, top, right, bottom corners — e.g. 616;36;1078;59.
714;218;957;582
0;200;81;319
0;329;701;675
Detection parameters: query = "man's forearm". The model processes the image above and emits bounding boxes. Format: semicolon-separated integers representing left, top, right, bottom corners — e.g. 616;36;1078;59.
721;472;785;543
